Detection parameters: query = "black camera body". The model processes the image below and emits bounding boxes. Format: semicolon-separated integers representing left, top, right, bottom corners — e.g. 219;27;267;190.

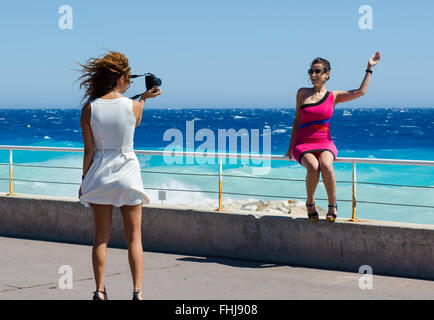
145;73;162;92
130;73;162;99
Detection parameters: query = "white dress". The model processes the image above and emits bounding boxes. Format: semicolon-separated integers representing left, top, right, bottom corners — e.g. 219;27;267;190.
79;96;149;208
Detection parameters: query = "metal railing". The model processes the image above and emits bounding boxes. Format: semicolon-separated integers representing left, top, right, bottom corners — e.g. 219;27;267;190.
1;145;433;222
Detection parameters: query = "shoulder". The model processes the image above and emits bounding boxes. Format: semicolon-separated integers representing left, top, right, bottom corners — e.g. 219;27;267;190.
297;87;310;94
81;103;91;122
131;98;140;107
297;87;310;99
330;90;341;104
81;102;91;111
132;99;143;111
131;99;144;120
331;90;345;97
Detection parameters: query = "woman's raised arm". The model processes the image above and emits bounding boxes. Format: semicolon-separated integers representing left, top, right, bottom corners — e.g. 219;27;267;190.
333;52;380;105
133;86;162;127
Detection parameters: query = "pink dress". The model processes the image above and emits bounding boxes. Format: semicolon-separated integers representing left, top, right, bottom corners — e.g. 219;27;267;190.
291;91;337;164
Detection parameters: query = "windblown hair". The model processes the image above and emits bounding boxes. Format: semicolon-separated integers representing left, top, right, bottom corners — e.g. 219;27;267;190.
76;51;131;106
311;57;331;81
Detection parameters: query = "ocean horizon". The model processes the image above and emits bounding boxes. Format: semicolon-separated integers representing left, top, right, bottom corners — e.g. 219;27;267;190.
1;105;433;110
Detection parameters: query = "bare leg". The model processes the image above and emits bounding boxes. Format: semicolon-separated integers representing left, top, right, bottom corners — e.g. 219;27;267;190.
91;204;113;299
318;151;337;216
120;204;144;300
301;153;320;214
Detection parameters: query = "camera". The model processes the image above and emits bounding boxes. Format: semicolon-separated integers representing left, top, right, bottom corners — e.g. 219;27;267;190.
145;73;162;92
130;73;162;99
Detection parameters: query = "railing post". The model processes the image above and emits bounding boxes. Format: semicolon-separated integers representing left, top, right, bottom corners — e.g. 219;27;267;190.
8;149;14;195
351;161;357;221
217;156;223;211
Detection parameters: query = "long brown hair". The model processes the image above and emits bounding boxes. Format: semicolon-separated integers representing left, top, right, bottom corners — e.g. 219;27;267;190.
76;50;131;106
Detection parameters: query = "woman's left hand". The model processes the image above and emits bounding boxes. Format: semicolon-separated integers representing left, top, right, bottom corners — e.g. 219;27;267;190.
368;51;381;68
285;150;294;162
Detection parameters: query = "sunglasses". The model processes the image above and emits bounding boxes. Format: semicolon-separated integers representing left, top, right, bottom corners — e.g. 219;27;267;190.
308;68;325;75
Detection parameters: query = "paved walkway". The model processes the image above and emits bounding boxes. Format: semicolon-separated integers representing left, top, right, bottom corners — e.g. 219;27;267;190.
0;236;433;300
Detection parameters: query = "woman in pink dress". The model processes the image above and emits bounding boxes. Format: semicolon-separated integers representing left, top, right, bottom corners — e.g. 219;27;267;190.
286;52;380;222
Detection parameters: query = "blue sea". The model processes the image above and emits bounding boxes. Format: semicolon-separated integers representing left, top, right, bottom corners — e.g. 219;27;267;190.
0;107;433;225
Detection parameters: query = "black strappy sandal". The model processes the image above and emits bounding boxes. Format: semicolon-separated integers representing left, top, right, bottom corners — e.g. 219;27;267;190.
132;288;142;300
92;287;108;300
326;204;338;222
306;202;319;222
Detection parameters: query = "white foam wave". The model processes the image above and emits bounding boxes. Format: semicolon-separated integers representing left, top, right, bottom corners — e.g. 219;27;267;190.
147;179;217;207
272;129;287;134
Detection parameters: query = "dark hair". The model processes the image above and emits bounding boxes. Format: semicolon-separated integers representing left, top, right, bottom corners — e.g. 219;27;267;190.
76;50;131;106
311;57;331;81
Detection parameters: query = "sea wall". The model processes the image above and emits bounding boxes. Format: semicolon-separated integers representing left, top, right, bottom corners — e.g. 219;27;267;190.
1;193;433;280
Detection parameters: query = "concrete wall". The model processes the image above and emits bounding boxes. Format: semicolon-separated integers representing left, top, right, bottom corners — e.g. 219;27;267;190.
1;193;434;280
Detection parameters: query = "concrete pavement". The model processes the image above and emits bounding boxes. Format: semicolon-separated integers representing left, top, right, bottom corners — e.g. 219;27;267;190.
0;236;433;300
2;194;434;280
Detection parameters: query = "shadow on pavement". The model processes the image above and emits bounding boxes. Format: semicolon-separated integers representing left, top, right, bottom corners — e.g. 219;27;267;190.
176;255;286;269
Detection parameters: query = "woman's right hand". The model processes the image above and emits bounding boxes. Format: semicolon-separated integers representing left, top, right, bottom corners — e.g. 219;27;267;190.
142;86;162;100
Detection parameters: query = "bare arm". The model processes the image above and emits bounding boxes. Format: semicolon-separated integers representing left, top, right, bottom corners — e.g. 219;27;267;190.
132;86;162;127
133;99;145;127
285;88;303;160
80;103;94;178
333;52;381;105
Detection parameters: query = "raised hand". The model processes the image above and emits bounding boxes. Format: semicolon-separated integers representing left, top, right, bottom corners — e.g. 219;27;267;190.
368;51;381;67
142;86;162;100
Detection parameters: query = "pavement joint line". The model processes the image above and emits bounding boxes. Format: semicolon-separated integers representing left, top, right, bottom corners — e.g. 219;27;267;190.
1;282;58;293
0;272;126;293
144;263;182;271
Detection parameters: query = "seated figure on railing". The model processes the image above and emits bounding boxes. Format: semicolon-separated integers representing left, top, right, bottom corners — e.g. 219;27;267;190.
285;52;381;222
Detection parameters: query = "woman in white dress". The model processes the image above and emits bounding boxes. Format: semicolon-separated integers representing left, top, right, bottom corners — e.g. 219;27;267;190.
77;51;161;300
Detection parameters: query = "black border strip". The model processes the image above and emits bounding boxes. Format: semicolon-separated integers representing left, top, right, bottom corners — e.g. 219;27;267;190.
300;91;330;109
298;148;336;164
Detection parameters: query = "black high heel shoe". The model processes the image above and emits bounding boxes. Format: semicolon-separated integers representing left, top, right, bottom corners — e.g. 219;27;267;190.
92;287;108;300
326;204;338;222
132;289;142;300
306;202;319;222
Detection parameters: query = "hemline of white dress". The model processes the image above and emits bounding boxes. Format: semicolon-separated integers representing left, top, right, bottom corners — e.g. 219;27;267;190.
79;198;145;208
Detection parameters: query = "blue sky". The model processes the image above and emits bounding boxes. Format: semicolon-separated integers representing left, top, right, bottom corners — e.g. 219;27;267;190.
0;0;433;108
